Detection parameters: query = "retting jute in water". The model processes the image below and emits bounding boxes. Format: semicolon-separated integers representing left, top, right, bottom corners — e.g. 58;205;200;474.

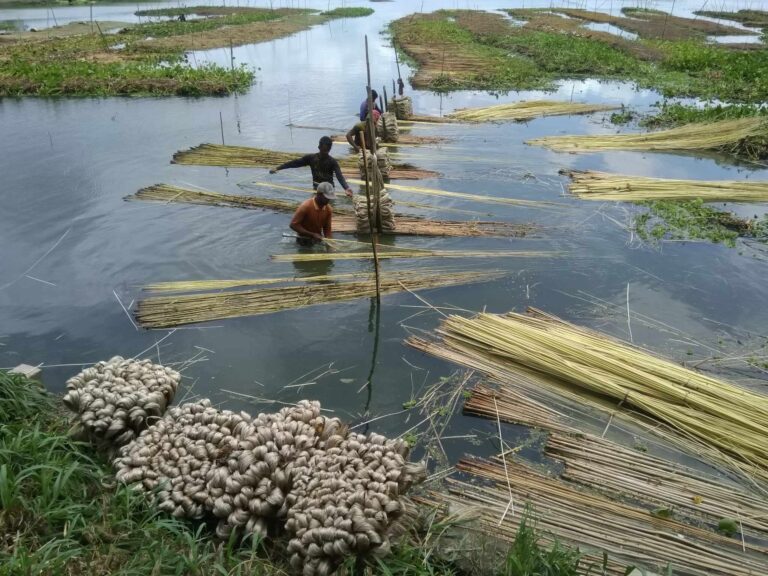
63;356;181;451
353;191;396;233
391;96;413;120
377;111;399;143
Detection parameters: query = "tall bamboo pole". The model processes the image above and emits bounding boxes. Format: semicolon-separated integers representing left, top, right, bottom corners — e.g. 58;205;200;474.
359;131;381;300
365;36;383;234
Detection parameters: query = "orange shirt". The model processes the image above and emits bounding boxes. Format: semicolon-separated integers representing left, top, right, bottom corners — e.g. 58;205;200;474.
290;197;332;238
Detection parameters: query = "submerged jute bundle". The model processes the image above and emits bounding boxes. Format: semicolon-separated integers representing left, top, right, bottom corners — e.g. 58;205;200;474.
115;398;426;575
357;149;392;179
391;96;413;120
377;112;399;143
353;192;396;233
63;356;181;449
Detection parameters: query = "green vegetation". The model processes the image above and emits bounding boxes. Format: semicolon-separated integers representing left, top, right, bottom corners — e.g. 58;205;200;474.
321;7;374;18
642;103;768;128
610;108;635;125
0;8;341;96
0;370;590;576
716;518;739;537
0;20;20;32
695;9;768;29
635;200;747;247
391;9;768;102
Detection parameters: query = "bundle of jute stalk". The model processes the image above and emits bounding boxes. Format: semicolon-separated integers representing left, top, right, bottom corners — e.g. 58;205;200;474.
391;96;413;120
63;356;181;451
358;148;392;179
377;111;399;143
353;191;396;233
417;308;768;484
136;271;504;329
448;100;618;122
565;169;768;202
529;116;768;157
116;399;426;575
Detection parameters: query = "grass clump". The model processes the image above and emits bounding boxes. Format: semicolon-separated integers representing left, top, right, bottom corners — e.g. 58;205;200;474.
321;7;374;18
695;9;768;29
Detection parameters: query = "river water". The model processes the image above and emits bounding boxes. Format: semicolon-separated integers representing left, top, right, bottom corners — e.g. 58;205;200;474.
1;0;767;460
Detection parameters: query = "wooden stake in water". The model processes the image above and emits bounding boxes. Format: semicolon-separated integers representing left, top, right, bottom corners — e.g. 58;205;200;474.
383;85;388;112
359;137;381;300
364;36;383;234
219;111;225;145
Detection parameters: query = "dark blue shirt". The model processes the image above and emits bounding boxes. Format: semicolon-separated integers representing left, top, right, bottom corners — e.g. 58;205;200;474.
359;98;382;121
277;153;349;190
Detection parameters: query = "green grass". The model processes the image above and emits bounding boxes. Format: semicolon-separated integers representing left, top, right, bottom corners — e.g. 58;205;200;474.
0;370;591;576
642;103;768;128
321;7;374;18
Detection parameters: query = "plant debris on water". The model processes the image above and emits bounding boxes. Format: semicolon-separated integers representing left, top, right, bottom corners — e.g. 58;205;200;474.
390;9;768;102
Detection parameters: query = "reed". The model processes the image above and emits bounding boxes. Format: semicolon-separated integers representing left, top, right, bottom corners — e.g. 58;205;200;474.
408;308;768;485
448;100;618;122
528;117;768;157
566;170;768;202
128;185;533;238
171;144;440;179
135;271;504;328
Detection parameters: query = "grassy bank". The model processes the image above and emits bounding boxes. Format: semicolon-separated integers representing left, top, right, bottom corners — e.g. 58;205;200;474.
0;370;590;575
0;7;367;97
390;9;768;102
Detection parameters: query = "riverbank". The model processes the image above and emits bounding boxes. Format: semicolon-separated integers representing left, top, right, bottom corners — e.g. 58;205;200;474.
0;369;589;575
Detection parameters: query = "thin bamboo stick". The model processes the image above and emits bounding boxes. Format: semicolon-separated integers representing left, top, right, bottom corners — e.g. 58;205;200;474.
448;100;619;122
271;249;563;263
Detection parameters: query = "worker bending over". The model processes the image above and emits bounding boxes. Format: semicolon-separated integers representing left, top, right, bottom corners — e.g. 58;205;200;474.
359;89;382;121
270;136;353;197
346;110;380;154
290;182;335;245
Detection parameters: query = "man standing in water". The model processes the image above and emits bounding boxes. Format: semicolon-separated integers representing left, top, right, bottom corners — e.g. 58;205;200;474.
270;136;353;197
359;89;382;121
289;182;335;245
346;110;380;154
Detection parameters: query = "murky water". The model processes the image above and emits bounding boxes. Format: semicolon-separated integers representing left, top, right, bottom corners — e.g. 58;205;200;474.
2;0;768;461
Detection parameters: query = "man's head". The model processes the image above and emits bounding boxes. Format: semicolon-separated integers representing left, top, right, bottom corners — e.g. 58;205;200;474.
318;136;333;156
371;90;379;101
315;182;336;206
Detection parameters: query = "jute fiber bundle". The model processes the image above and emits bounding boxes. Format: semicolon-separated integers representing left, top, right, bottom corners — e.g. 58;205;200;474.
115;399;253;519
377;111;399;143
358;148;392;179
566;169;768;202
63;356;181;450
115;397;426;575
391;96;413;120
528;117;768;157
353;192;396;233
448;100;619;122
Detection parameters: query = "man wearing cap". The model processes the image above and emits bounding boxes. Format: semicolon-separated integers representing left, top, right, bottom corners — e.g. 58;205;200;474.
290;182;335;244
270;136;353;197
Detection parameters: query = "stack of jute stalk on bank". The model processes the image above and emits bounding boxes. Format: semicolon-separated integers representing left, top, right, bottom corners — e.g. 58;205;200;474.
127;184;534;238
171;143;440;180
528;116;768;159
565;170;768;202
135;270;505;329
407;308;768;486
447;100;619;122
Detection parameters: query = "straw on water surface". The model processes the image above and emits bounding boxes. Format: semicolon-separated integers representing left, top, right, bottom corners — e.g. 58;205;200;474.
528;117;768;154
448;100;619;122
408;308;768;485
127;185;533;238
135;270;504;328
171;143;440;180
566;170;768;202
